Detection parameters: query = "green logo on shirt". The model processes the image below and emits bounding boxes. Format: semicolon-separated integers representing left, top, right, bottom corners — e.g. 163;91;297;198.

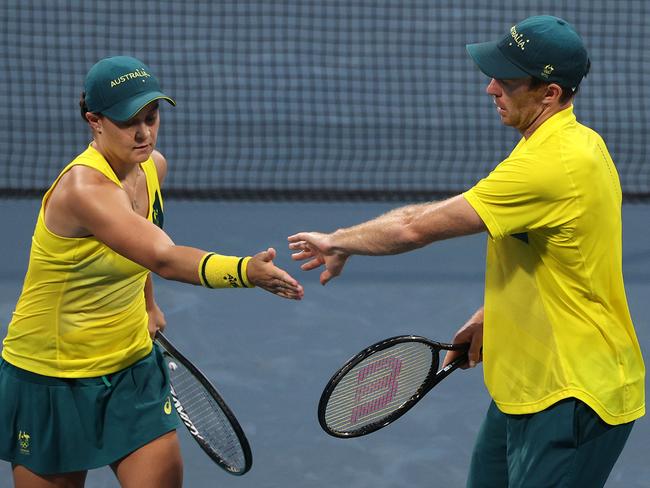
152;190;164;229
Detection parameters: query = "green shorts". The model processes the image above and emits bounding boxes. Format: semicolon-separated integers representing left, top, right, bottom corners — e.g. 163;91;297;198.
0;344;180;475
467;399;634;488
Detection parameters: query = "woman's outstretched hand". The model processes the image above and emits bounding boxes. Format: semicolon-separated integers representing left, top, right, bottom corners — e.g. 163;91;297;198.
247;247;304;299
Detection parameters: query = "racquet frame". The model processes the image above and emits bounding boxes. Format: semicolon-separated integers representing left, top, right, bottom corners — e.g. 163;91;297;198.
155;332;253;475
318;335;469;438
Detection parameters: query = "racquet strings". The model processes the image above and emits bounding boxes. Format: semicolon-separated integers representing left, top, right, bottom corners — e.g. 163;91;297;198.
166;356;248;473
324;342;436;434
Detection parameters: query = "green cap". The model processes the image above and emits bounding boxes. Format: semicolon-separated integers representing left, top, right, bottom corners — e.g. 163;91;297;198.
466;15;590;89
84;56;175;122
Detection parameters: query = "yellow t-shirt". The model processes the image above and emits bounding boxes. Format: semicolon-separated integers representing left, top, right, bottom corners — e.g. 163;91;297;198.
2;145;165;377
464;106;645;425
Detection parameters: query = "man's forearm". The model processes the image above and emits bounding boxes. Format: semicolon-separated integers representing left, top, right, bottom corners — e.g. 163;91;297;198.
329;195;485;256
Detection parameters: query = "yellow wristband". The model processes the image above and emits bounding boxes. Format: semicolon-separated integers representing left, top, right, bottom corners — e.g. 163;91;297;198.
198;253;254;289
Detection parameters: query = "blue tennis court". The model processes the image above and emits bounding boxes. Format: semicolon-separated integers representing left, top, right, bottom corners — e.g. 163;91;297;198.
1;200;647;487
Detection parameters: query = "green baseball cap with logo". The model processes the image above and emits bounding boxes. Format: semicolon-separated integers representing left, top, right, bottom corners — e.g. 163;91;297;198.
84;56;175;122
466;15;590;89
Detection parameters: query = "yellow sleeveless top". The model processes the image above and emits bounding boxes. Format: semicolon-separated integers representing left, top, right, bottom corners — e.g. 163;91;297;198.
2;144;165;377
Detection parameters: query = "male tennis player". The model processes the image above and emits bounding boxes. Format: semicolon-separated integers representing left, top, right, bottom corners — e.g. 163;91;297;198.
289;15;644;487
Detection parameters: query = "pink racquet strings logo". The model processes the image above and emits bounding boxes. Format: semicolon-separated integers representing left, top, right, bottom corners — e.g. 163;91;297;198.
349;356;402;424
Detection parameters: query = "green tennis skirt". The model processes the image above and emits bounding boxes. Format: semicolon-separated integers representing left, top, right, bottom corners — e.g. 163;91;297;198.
0;344;180;475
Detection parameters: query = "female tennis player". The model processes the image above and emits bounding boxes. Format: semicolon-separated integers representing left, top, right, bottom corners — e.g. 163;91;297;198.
0;55;303;488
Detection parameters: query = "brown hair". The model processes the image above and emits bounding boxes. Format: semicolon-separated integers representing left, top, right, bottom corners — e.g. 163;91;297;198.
79;91;102;122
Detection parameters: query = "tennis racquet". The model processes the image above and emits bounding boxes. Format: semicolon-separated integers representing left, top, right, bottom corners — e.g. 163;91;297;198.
155;332;252;475
318;335;469;438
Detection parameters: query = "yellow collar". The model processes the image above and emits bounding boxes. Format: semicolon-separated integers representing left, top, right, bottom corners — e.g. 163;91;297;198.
524;105;576;145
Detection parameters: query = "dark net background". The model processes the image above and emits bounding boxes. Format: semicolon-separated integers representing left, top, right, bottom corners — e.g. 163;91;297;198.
1;1;648;201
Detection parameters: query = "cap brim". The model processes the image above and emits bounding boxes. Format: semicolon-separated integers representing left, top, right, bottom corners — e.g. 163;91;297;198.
466;41;530;80
102;91;176;122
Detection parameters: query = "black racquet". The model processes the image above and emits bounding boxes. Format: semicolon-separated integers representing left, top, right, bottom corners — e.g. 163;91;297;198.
155;332;252;475
318;335;469;438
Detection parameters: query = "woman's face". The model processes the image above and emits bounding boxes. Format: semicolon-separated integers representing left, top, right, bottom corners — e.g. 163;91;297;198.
90;101;161;166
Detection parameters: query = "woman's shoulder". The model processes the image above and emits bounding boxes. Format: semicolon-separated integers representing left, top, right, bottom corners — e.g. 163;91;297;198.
150;149;168;184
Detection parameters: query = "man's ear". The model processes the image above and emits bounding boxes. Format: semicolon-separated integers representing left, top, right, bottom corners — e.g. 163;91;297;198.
543;83;563;105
